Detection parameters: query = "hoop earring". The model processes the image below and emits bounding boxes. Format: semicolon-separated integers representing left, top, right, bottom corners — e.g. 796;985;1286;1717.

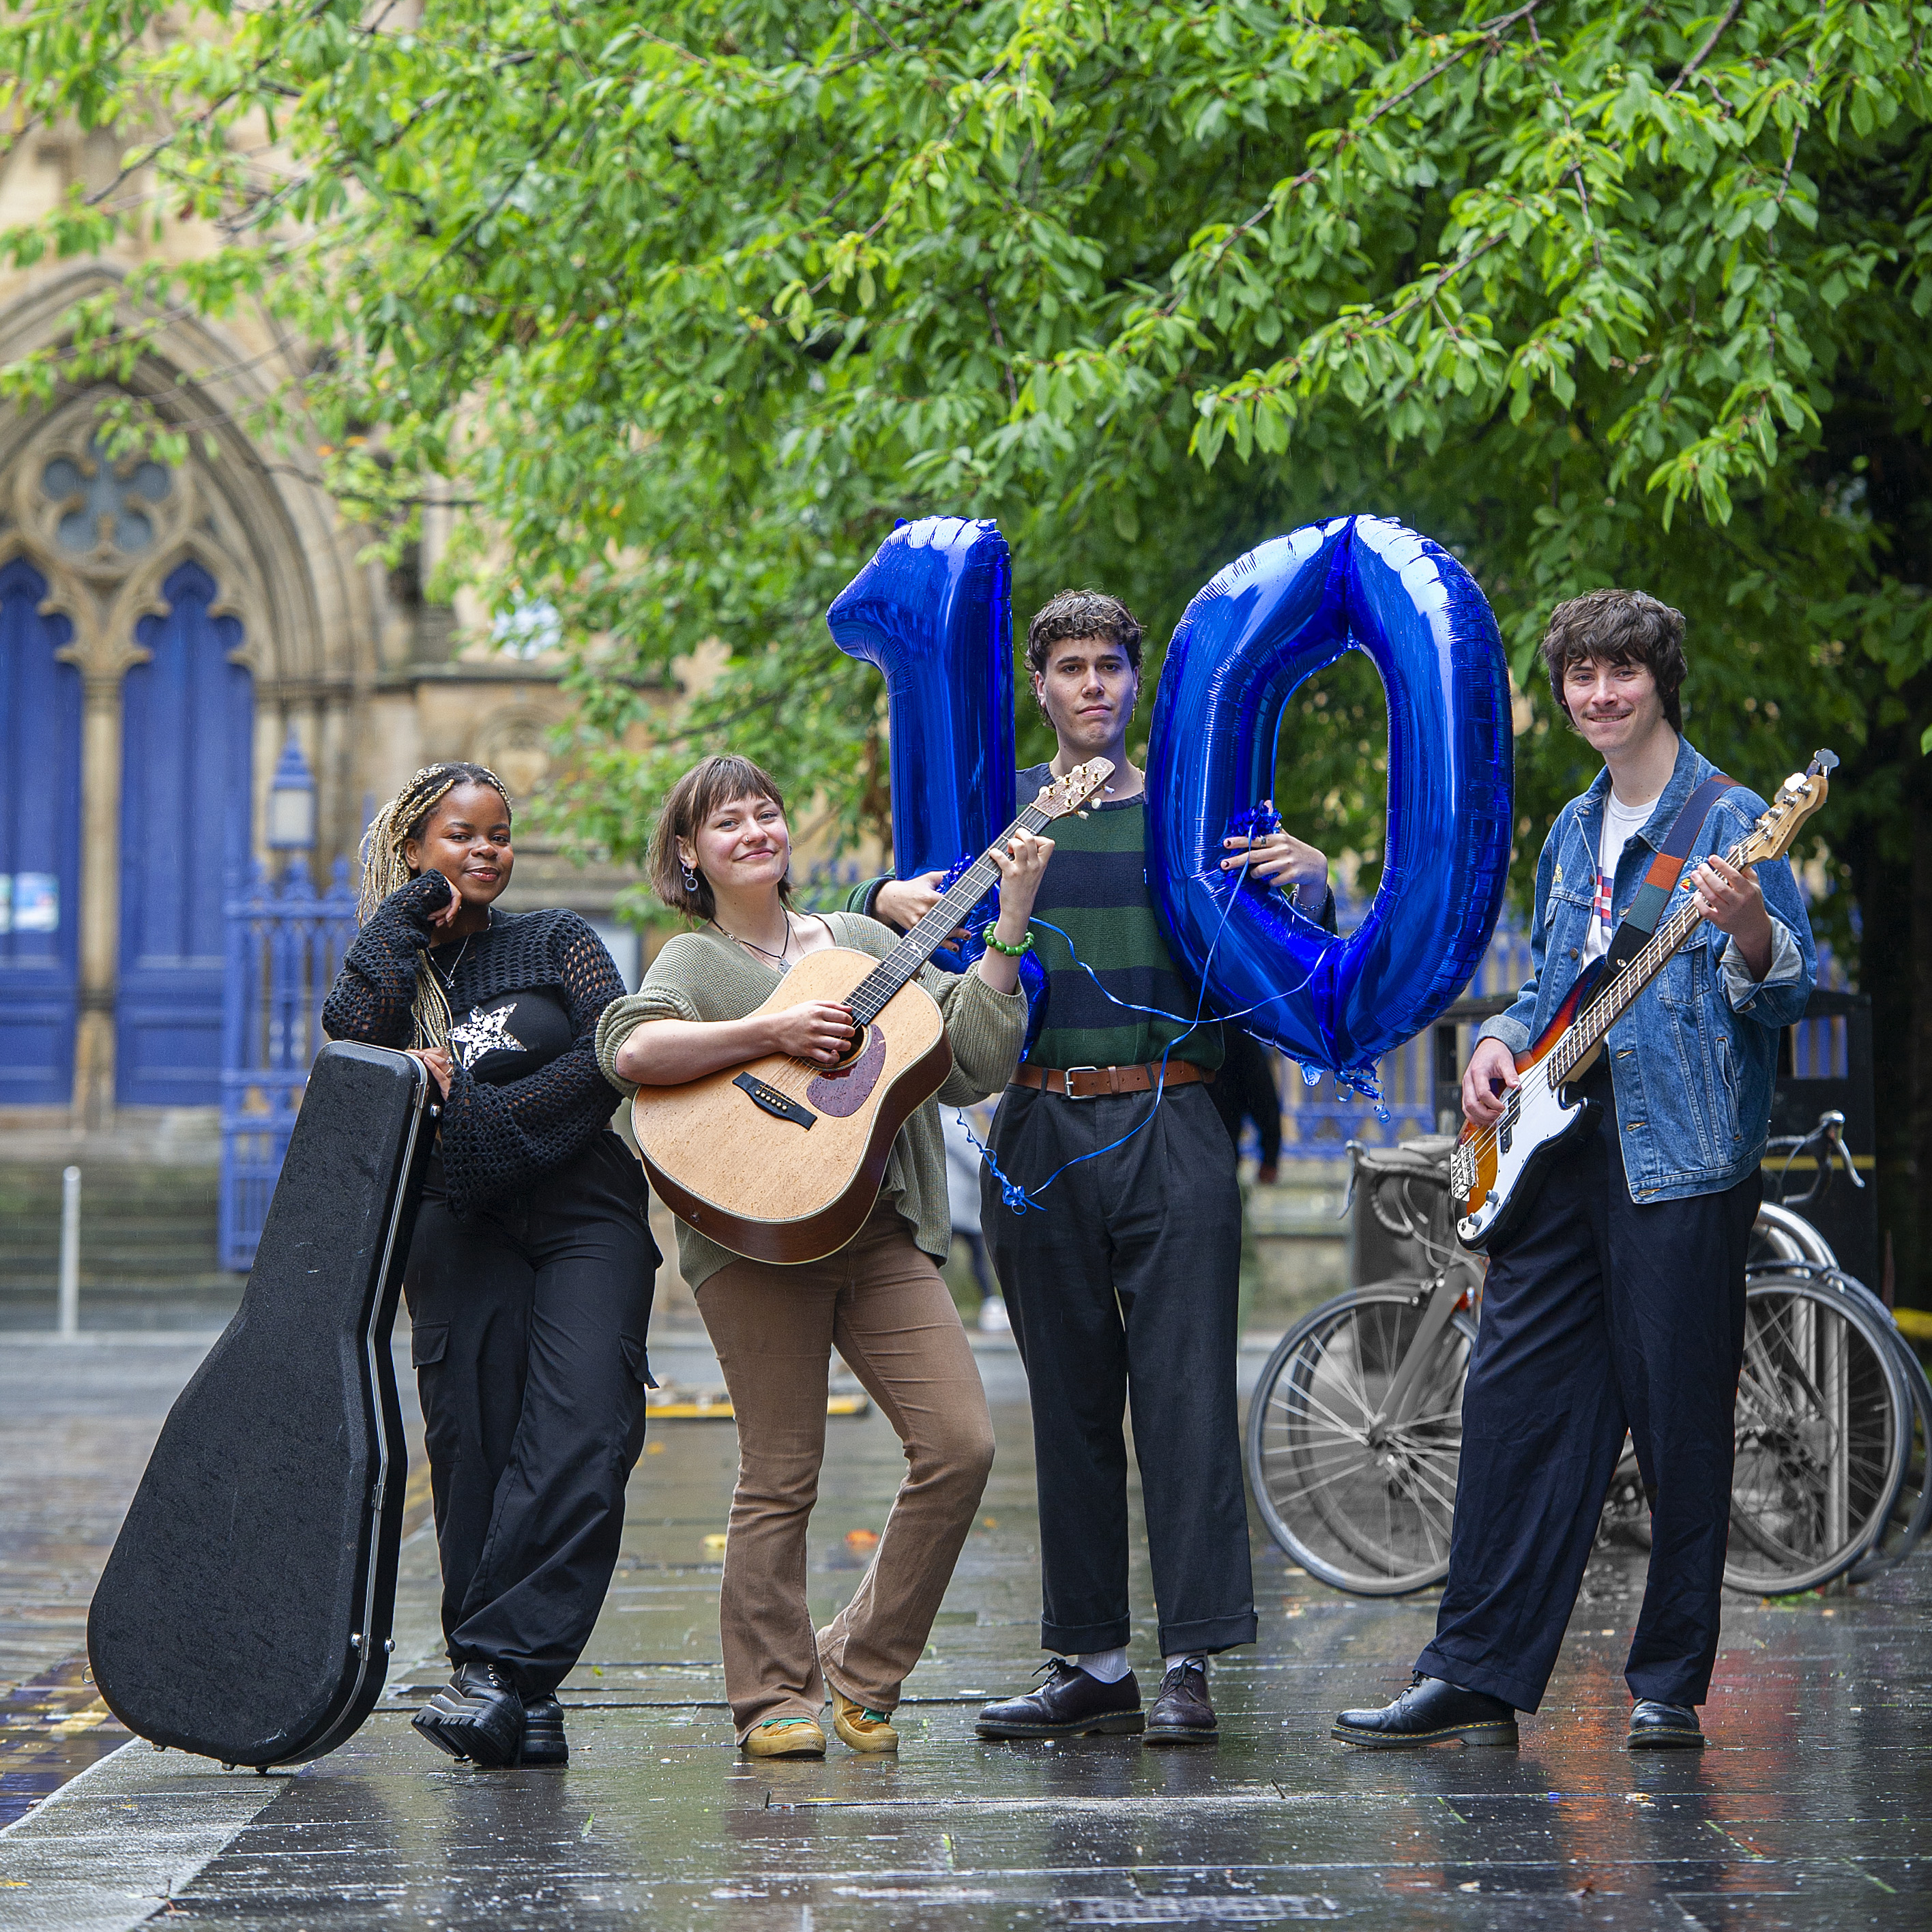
680;860;699;894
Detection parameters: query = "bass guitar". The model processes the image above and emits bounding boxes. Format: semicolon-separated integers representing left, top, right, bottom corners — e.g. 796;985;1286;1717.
632;758;1113;1264
1451;751;1834;1253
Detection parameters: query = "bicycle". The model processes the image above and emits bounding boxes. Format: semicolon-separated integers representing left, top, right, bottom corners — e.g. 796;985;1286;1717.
1244;1135;1476;1596
1246;1119;1925;1596
1749;1113;1931;1585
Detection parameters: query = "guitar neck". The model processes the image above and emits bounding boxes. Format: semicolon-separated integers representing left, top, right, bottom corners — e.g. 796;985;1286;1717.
1548;830;1752;1081
847;802;1052;1025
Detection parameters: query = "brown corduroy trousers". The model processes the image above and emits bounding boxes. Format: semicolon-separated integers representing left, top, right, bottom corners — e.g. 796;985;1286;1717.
696;1203;995;1740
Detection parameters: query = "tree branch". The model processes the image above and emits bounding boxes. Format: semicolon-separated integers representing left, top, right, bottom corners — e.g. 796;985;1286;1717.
1666;2;1744;96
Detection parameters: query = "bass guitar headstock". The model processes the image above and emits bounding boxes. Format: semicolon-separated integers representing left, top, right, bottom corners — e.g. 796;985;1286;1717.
1740;749;1836;866
1031;757;1116;819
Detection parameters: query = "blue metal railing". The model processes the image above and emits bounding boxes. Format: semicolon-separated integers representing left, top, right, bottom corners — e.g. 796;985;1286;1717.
218;858;359;1270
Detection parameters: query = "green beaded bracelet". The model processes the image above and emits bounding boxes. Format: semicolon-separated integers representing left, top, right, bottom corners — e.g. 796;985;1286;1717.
981;923;1034;958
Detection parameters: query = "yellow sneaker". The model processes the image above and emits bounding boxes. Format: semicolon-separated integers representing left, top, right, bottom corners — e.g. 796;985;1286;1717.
830;1689;899;1753
741;1716;825;1759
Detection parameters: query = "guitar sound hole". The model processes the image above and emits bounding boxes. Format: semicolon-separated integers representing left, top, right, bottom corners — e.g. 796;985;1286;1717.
823;1025;870;1074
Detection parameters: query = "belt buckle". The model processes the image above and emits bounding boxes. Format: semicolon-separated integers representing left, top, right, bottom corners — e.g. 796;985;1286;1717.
1062;1065;1104;1100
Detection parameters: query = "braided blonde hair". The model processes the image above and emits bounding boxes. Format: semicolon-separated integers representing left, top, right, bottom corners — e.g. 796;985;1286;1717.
358;762;514;1051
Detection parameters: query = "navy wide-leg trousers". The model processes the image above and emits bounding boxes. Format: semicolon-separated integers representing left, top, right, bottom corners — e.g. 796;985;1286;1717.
1416;1079;1759;1712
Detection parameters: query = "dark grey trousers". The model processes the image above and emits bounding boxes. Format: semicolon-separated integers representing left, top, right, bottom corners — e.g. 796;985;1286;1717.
982;1081;1256;1658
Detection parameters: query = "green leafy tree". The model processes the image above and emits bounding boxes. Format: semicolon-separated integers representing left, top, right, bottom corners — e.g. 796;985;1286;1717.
5;1;1929;1293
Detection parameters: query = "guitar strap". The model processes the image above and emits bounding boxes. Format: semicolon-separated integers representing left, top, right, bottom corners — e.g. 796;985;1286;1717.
1598;772;1738;982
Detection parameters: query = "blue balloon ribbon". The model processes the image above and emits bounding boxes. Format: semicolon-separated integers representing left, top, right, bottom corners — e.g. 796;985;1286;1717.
1146;515;1514;1079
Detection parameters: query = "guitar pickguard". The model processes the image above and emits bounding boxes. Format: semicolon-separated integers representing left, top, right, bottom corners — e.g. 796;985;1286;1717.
807;1023;887;1117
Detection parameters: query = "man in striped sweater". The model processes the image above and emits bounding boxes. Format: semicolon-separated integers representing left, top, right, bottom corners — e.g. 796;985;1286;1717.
854;590;1332;1744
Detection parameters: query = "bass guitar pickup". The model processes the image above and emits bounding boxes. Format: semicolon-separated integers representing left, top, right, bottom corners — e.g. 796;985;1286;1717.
733;1073;816;1130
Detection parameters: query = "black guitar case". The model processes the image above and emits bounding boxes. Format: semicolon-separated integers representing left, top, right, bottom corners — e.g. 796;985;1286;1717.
88;1042;435;1767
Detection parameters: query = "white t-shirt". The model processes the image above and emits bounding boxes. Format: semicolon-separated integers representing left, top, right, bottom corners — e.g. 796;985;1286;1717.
1582;789;1660;965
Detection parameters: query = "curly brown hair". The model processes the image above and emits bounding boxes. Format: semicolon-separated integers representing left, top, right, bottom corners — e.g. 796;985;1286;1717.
1539;588;1688;731
1025;589;1144;682
648;753;793;920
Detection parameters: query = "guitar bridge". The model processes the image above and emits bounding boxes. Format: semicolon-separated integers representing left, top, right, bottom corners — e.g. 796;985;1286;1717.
732;1073;815;1130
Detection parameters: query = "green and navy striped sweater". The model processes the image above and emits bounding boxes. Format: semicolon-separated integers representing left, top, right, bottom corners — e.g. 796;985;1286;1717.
849;763;1336;1074
1012;765;1221;1072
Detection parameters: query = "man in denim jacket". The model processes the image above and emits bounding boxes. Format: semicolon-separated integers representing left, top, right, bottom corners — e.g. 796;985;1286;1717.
1335;589;1815;1753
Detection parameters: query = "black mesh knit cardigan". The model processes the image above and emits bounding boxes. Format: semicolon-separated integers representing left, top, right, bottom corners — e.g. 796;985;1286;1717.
321;870;627;1217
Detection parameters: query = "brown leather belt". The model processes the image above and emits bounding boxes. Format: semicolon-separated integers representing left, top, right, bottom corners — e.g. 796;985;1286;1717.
1011;1061;1216;1100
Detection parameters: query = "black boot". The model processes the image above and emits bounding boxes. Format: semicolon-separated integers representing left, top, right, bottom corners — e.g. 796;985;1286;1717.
413;1662;527;1768
1332;1673;1518;1748
1627;1699;1703;1749
520;1693;568;1767
976;1660;1144;1740
1145;1658;1218;1745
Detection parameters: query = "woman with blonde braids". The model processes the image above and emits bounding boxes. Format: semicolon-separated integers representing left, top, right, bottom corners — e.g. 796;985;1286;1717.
323;762;657;1770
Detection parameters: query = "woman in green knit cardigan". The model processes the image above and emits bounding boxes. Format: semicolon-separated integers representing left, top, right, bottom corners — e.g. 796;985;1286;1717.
596;753;1049;1761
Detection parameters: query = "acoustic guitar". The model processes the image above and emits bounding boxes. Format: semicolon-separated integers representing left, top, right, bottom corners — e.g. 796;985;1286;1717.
1450;751;1834;1253
632;758;1114;1263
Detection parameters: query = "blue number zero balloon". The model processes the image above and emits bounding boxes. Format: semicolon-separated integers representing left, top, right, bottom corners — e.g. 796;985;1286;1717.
1147;515;1513;1078
826;516;1016;893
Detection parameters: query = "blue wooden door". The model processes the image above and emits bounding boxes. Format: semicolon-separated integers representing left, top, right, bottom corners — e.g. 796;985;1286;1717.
0;558;83;1104
117;561;253;1105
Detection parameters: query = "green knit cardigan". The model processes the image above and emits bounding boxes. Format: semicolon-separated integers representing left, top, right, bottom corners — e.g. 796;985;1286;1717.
594;912;1026;1289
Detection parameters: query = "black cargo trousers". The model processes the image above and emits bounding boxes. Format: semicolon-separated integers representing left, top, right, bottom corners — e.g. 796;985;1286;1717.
982;1081;1257;1660
404;1129;659;1695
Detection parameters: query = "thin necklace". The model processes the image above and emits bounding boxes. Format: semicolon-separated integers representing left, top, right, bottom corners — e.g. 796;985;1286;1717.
430;910;490;990
712;909;798;969
714;914;791;967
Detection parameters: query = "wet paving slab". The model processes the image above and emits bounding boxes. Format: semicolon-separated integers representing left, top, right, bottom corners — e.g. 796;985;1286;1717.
1;1332;1928;1929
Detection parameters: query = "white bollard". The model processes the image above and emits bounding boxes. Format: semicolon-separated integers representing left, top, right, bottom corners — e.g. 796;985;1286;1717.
58;1165;80;1339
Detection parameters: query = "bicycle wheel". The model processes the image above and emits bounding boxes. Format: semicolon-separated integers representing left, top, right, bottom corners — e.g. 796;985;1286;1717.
1727;1273;1912;1594
1824;1275;1932;1582
1746;1229;1932;1579
1246;1282;1476;1596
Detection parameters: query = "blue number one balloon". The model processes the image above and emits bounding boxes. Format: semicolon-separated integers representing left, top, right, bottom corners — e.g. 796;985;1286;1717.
825;516;1015;893
825;516;1016;971
828;512;1512;1079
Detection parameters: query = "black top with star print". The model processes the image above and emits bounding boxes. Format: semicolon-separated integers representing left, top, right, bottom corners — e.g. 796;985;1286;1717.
443;986;574;1085
322;870;628;1217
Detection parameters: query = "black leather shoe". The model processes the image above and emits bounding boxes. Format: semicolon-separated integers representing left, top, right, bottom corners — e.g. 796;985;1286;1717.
1628;1699;1703;1749
1145;1659;1218;1745
520;1693;568;1767
1332;1673;1518;1748
976;1660;1144;1740
413;1662;527;1768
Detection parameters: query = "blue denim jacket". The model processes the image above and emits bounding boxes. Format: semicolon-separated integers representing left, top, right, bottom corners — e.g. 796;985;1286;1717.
1477;736;1816;1203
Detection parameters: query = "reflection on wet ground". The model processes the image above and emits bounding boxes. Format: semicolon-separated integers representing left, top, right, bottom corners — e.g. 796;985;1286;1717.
1;1332;1927;1927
